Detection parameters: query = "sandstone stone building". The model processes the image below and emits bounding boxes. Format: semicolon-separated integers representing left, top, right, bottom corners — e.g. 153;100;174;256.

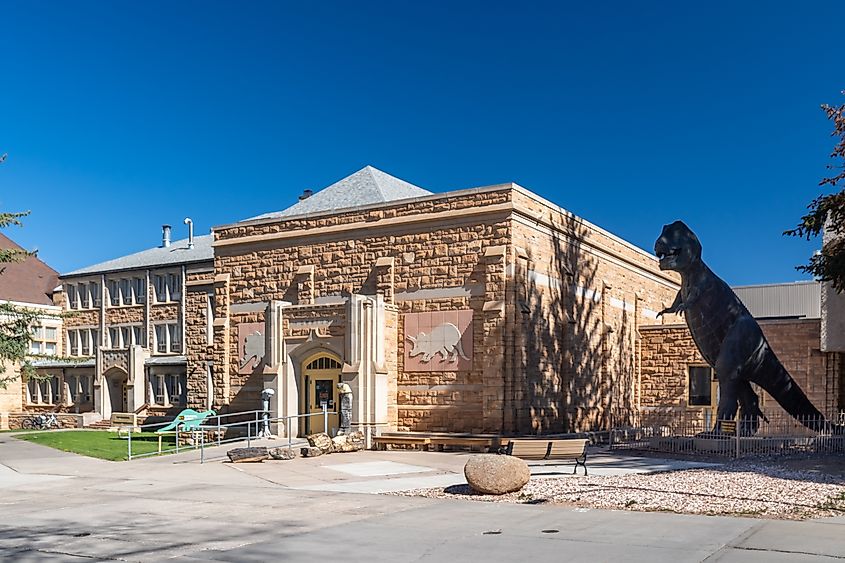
190;166;680;438
21;166;844;437
34;224;212;424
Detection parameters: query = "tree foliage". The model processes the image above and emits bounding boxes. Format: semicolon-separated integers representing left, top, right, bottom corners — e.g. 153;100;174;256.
0;156;37;387
785;93;845;291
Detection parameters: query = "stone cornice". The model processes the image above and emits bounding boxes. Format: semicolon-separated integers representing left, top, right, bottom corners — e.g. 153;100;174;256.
212;202;514;249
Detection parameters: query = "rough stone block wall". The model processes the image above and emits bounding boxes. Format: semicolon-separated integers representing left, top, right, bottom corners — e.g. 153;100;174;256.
510;190;679;433
0;361;23;413
185;273;215;409
640;319;838;423
105;306;144;326
214;189;512;433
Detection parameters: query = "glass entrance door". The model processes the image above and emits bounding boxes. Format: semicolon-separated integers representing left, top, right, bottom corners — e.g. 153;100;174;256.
301;355;342;436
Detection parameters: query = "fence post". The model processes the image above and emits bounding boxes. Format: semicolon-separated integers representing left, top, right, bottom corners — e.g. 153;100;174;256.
287;415;292;451
127;427;132;461
247;419;251;448
201;428;205;464
323;403;328;435
735;424;740;459
176;425;180;454
217;416;221;447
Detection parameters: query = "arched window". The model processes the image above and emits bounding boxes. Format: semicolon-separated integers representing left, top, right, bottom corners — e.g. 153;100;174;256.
305;356;342;370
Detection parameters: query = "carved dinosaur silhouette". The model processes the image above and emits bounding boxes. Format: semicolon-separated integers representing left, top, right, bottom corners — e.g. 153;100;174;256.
655;221;838;435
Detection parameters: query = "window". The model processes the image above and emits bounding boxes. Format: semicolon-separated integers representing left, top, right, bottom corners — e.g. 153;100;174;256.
154;275;167;302
153;272;181;303
166;374;186;405
306;357;342;370
67;328;97;356
27;375;59;405
206;291;214;346
80;283;90;309
67;285;78;309
152;373;187;406
133;325;145;347
154;323;181;354
688;366;715;407
155;324;167;353
89;282;100;307
108;325;143;348
169;323;181;353
29;325;59;357
109;280;120;306
168;273;181;301
134;277;146;304
66;374;92;404
120;279;131;305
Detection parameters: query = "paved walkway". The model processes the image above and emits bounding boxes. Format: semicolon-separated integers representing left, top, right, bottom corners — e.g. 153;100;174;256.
0;434;842;561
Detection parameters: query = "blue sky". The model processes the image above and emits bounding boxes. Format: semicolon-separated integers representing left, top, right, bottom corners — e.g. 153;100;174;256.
1;1;843;284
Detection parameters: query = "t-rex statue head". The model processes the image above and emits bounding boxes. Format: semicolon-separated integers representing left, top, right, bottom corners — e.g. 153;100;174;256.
654;221;703;273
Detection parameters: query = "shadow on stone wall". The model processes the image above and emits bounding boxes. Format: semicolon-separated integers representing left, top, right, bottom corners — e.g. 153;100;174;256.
514;215;632;434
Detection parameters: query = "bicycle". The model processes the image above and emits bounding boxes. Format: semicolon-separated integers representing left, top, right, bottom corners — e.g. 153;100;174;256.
21;413;59;430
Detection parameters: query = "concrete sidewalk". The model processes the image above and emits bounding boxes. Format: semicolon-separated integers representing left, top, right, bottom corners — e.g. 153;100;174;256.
0;435;842;561
225;445;720;494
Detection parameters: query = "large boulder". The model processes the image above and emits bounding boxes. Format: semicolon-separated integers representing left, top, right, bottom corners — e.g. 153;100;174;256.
268;447;296;460
306;432;334;454
300;446;323;457
464;455;530;495
331;431;365;453
227;447;269;463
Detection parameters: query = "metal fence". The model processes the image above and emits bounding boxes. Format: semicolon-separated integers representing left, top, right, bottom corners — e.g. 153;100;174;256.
610;410;845;458
124;406;331;462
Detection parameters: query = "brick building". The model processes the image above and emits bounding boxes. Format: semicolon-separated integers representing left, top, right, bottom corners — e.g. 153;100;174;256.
640;281;844;428
0;232;62;428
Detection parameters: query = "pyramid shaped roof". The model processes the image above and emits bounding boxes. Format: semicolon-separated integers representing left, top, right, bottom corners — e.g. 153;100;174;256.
248;166;431;221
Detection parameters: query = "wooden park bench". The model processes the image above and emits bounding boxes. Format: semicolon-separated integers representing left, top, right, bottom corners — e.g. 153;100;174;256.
372;436;431;450
503;438;589;475
428;436;499;452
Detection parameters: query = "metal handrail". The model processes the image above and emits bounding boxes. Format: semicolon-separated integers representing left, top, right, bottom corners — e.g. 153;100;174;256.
125;405;332;462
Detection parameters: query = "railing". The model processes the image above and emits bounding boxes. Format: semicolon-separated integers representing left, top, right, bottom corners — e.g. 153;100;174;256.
124;404;332;462
610;410;845;458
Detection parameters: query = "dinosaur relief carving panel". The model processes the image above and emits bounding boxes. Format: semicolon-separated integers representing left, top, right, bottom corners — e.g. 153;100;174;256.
404;310;473;372
237;322;265;375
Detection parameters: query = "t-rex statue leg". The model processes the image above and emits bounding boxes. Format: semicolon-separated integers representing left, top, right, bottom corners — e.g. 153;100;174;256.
713;315;762;434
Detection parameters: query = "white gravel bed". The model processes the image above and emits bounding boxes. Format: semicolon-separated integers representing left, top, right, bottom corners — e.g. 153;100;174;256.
389;461;845;520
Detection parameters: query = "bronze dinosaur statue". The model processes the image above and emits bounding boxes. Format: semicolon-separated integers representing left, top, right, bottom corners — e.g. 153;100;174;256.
654;221;836;435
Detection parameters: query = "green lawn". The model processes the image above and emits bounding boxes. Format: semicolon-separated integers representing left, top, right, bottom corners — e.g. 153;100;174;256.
16;430;178;461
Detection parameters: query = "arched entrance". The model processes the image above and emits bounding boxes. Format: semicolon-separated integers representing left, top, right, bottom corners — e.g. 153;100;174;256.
104;368;128;414
299;352;342;436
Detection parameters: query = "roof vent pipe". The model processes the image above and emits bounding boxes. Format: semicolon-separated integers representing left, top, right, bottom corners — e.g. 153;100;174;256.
299;189;313;201
184;217;194;249
162;224;172;248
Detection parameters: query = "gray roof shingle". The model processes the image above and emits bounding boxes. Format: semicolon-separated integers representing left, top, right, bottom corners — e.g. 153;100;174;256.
247;166;431;221
62;234;213;278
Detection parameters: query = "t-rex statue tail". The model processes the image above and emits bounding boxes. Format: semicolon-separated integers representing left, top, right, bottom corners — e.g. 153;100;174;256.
750;351;838;434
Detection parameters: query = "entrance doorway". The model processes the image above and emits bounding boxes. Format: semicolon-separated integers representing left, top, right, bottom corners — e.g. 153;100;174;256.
300;353;342;436
105;369;128;414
